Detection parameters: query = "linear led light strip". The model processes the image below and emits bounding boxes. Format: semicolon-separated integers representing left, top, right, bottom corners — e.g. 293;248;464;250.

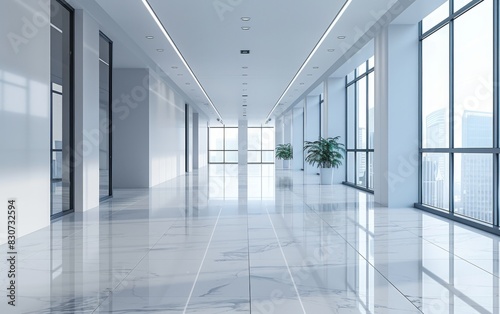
265;0;353;122
142;0;223;122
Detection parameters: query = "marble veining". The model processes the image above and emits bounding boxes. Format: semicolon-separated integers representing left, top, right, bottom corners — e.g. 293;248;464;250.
1;165;499;313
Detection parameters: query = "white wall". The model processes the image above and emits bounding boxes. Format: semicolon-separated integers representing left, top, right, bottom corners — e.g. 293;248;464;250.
198;115;208;168
74;10;100;211
112;68;150;188
0;0;51;242
149;70;186;186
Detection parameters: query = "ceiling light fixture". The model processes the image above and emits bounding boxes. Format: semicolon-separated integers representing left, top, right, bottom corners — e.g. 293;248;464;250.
171;66;178;69
242;66;248;69
146;36;154;39
337;36;346;39
142;0;223;121
313;66;319;69
241;26;251;31
156;49;164;52
240;50;250;54
328;49;335;52
241;17;251;21
265;0;353;122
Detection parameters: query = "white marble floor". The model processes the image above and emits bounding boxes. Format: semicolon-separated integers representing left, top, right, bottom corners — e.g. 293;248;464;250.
1;164;500;313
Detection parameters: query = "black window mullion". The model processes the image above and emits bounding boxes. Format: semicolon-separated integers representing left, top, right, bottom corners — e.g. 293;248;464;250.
449;0;455;215
494;0;499;226
365;62;369;189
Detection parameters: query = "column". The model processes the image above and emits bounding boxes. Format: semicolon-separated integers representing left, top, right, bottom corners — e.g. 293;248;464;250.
373;24;419;207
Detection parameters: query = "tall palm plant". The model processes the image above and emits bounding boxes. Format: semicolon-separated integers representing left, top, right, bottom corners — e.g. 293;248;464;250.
303;136;345;168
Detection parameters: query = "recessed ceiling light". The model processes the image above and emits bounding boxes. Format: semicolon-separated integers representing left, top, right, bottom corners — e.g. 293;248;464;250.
242;66;248;69
241;17;251;21
243;89;247;91
171;66;178;69
185;83;190;85
146;36;154;39
241;27;251;31
328;49;335;52
156;49;164;52
242;95;248;97
240;50;250;54
177;74;183;76
242;82;248;85
313;66;319;69
337;36;346;39
243;104;247;106
300;83;305;85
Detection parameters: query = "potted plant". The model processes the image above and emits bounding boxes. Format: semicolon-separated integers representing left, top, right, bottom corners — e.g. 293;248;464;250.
303;136;345;184
275;143;293;169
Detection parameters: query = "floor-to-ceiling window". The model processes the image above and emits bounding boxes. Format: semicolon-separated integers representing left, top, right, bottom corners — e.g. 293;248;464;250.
418;0;499;231
208;126;238;163
248;127;275;164
99;32;112;200
345;57;375;192
50;0;74;218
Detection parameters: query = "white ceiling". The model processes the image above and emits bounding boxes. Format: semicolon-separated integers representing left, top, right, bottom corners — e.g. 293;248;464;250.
94;0;417;125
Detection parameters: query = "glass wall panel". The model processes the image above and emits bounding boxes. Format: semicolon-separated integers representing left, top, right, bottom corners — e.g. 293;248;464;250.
262;128;274;150
420;0;499;232
248;128;261;150
209;151;223;163
422;153;449;210
224;128;238;150
224;151;238;163
356;152;366;187
357;77;367;150
50;0;73;217
209;128;224;150
453;0;493;148
262;151;274;163
248;151;261;163
422;26;449;149
454;154;493;223
99;33;112;199
346;59;374;191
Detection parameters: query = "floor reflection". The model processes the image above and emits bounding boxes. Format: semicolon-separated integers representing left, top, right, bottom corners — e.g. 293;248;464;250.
0;168;499;312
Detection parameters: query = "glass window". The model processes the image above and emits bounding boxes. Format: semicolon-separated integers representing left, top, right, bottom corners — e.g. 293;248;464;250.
262;128;274;150
347;152;355;183
422;153;449;210
356;152;366;187
224;128;238;150
209;128;224;150
357;77;367;150
422;26;449;149
453;0;493;148
248;151;261;163
99;33;112;200
209;151;223;163
368;73;374;150
224;151;238;163
248;128;261;150
422;1;449;33
454;154;493;223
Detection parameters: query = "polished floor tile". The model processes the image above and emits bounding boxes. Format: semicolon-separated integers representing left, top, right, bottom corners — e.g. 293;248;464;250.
1;165;499;313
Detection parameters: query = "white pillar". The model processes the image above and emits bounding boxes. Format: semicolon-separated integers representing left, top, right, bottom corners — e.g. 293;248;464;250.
238;119;248;166
275;117;284;168
327;77;347;184
374;25;419;207
292;105;304;170
74;10;100;211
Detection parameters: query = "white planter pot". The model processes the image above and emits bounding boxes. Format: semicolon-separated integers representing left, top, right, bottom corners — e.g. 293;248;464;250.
320;167;333;185
282;160;290;169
